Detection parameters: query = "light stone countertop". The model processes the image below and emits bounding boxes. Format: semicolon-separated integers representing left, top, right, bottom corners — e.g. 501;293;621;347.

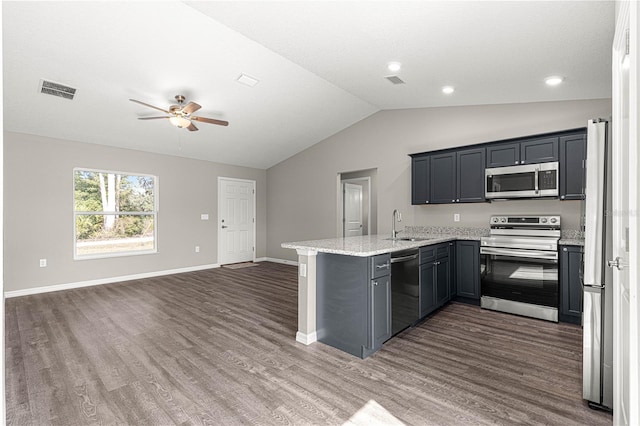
281;233;482;257
559;238;585;246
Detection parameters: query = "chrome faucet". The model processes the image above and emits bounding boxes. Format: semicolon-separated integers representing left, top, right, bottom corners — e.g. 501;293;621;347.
392;209;402;239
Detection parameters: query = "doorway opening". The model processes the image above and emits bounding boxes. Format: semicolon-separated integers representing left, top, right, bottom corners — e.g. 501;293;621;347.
337;169;377;238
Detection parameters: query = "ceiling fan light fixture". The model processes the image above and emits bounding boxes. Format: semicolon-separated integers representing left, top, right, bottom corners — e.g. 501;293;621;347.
169;116;191;128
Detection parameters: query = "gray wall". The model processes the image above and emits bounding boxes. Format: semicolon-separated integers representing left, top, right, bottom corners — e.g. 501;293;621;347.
4;132;267;292
267;99;612;261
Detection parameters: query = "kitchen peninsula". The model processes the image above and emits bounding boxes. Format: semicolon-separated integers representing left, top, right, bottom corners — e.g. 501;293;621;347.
282;231;483;358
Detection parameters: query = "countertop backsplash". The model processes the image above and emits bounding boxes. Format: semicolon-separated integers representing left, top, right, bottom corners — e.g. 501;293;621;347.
404;226;490;238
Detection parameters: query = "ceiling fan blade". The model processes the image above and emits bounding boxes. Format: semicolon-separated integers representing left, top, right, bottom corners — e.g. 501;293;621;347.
186;122;199;132
138;116;169;120
182;102;201;115
129;99;171;114
192;116;229;127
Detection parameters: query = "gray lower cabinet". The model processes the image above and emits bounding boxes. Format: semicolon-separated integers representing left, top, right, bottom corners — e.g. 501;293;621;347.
455;240;481;302
560;245;583;324
419;243;450;317
316;252;391;359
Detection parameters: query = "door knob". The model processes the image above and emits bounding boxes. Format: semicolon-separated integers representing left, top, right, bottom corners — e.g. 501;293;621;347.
607;257;624;270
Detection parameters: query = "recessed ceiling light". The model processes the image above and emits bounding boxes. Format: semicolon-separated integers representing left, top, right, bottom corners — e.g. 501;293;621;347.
544;76;564;86
442;86;455;94
387;62;402;72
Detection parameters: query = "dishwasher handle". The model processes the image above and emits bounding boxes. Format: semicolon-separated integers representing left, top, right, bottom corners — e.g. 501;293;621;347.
391;253;418;263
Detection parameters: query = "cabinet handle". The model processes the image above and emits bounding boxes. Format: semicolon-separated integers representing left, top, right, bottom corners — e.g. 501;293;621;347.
563;247;567;252
452;199;455;202
376;262;389;269
456;199;460;202
434;261;440;265
373;281;379;286
425;201;429;204
561;195;565;199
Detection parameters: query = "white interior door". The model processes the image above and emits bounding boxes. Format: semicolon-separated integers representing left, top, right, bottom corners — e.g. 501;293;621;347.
218;177;255;265
612;3;637;424
343;182;363;237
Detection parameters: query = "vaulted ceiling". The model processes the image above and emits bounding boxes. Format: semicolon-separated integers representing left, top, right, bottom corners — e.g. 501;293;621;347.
3;1;614;169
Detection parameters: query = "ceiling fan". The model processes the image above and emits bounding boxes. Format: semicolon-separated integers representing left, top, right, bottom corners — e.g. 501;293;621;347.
129;95;229;131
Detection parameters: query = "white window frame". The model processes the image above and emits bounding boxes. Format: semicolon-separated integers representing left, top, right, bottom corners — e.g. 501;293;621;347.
73;167;159;260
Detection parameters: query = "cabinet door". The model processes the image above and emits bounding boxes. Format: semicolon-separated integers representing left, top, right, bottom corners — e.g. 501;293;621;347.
420;262;437;317
430;152;456;204
370;275;391;348
486;143;520;168
560;246;583;324
521;137;559;164
436;258;450;306
411;155;430;205
456;148;486;203
456;240;480;300
559;133;587;200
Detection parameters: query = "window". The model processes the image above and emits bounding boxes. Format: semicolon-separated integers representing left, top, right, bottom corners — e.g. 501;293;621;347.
74;168;157;259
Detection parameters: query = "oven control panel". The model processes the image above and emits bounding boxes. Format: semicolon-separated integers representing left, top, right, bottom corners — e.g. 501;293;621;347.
489;215;561;227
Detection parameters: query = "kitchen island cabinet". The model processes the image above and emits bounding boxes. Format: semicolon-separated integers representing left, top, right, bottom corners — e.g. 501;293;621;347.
316;252;391;358
282;234;483;357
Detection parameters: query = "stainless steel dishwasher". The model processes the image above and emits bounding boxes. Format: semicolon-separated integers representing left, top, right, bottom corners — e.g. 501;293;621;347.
390;249;420;335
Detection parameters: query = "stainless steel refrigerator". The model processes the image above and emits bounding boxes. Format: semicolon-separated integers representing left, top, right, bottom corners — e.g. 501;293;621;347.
582;118;613;411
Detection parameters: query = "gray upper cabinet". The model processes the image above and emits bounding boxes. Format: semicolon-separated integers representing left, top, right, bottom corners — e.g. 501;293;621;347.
486;137;558;167
456;148;486;203
411;148;485;205
486;142;520;167
559;132;587;200
430;152;457;204
411;155;430;204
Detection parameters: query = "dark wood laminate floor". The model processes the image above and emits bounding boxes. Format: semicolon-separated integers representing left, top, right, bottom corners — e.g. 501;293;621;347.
6;262;612;425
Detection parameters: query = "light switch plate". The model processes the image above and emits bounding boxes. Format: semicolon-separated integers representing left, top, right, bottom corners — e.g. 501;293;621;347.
454;213;460;222
300;263;307;277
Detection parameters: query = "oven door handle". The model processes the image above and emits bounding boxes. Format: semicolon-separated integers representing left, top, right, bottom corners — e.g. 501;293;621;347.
534;167;539;194
480;246;558;260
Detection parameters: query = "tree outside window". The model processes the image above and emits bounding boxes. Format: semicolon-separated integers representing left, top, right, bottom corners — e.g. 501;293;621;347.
74;169;157;258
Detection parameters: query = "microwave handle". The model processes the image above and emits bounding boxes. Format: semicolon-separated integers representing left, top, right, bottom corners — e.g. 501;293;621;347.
534;167;539;194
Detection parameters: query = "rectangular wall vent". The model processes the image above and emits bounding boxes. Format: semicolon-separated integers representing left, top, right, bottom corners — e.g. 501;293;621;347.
39;79;77;100
385;75;405;85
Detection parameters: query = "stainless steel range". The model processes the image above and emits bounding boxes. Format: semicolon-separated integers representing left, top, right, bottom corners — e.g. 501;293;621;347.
480;215;561;322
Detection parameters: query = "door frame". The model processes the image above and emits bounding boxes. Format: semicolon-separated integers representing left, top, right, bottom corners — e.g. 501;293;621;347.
337;176;371;238
217;177;256;265
612;1;638;424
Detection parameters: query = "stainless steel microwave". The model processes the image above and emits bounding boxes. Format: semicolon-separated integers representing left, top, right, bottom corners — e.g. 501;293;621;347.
485;162;559;199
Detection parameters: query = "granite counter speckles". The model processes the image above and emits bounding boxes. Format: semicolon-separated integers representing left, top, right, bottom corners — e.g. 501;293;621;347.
281;231;484;257
559;229;585;246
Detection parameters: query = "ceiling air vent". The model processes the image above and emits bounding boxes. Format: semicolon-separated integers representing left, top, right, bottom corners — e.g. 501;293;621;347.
385;75;405;85
39;79;77;100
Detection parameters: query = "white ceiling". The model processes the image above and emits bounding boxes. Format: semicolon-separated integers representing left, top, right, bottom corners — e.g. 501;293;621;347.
3;1;614;169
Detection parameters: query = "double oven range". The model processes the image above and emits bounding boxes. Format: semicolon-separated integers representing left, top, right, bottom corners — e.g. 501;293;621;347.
480;215;561;322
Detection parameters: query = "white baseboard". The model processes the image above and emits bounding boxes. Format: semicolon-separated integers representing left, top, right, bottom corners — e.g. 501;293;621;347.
4;263;220;298
255;257;298;266
296;331;317;345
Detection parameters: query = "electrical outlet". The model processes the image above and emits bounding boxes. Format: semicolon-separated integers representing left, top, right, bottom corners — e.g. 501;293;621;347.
195;246;200;253
39;259;47;267
200;214;209;220
454;213;460;222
